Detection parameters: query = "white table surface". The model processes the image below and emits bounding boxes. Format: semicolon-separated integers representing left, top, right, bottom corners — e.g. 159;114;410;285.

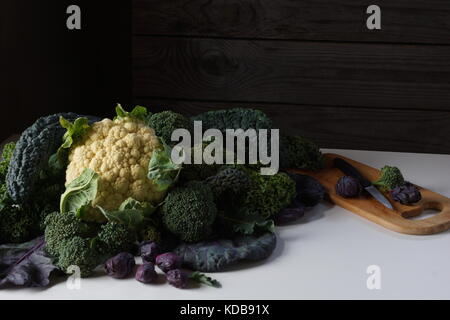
1;148;450;300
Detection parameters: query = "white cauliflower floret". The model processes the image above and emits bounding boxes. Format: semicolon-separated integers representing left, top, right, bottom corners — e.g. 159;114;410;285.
66;117;164;221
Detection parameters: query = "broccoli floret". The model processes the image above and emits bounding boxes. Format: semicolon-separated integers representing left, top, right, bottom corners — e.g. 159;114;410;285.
97;222;136;255
280;135;324;170
44;212;139;277
57;236;103;277
148;111;193;145
139;224;162;243
161;181;217;243
373;166;405;192
44;212;98;256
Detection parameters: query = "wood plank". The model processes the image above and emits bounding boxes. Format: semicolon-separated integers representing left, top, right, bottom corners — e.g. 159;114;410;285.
133;0;450;45
134;98;450;154
133;37;450;111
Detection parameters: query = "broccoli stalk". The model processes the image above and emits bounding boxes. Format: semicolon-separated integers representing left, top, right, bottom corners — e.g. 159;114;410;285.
373;166;405;192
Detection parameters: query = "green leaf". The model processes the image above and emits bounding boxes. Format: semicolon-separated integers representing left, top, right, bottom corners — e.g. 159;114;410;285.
97;206;145;229
219;212;275;236
188;271;221;288
56;117;91;164
147;142;182;192
115;104;150;122
119;198;156;218
60;168;99;214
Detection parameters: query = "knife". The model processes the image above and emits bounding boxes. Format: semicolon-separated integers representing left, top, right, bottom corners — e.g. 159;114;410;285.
333;158;394;210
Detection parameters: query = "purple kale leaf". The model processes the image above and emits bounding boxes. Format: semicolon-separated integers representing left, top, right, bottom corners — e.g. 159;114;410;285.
0;236;57;288
174;232;277;272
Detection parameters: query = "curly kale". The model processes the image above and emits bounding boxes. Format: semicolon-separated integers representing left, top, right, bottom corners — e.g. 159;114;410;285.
192;108;272;132
161;181;217;243
0;142;15;180
205;167;252;198
280;135;324;170
373;166;405;192
216;167;296;236
44;212;137;277
148;111;193;145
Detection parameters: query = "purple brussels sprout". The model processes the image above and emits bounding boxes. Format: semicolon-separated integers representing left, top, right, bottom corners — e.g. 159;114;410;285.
139;241;160;263
135;263;158;284
156;253;182;273
335;176;362;198
166;269;188;289
105;252;135;279
274;200;306;225
390;182;422;205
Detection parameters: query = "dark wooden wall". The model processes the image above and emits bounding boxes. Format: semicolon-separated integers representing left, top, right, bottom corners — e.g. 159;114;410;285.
133;0;450;154
0;1;132;140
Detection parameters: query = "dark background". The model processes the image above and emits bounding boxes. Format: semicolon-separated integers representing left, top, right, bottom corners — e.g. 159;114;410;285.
0;0;132;139
1;1;450;153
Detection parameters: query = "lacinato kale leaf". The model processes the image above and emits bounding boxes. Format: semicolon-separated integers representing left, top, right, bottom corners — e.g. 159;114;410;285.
174;232;277;272
0;237;57;288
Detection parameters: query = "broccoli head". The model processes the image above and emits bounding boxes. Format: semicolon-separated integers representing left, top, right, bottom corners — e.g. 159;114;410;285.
373;165;405;192
57;236;103;277
148;111;193;145
97;221;137;255
44;212;98;256
280;135;324;170
44;211;140;277
161;181;217;243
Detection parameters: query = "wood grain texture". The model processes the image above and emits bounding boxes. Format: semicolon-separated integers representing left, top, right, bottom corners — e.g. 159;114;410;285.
292;153;450;235
133;0;450;44
134;98;450;154
133;37;450;110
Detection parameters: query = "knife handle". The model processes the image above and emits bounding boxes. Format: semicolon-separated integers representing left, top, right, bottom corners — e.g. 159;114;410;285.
333;158;372;188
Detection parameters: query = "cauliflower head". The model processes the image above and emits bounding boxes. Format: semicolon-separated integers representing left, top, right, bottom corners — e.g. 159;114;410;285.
65;117;165;221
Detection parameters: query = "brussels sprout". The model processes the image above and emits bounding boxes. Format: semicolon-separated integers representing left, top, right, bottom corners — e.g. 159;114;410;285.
390;182;422;205
156;252;182;273
135;263;158;284
139;241;160;263
335;176;361;198
105;252;135;279
166;269;188;289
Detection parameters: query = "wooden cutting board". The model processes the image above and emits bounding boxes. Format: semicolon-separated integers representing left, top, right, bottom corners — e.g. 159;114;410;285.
290;153;450;235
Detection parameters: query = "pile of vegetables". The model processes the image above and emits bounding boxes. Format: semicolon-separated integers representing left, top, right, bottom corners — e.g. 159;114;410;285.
0;105;326;289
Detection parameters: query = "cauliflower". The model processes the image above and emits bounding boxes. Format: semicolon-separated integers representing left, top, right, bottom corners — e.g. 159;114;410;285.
65;117;165;221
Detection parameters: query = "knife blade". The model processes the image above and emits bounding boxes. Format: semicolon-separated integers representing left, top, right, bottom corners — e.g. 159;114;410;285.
333;158;394;210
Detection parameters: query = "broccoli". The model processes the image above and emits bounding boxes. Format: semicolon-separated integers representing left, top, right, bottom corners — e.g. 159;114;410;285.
44;212;137;277
0;202;37;244
279;135;324;170
148;111;193;145
373;165;405;192
161;181;217;243
57;236;103;277
97;221;136;255
139;224;162;243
